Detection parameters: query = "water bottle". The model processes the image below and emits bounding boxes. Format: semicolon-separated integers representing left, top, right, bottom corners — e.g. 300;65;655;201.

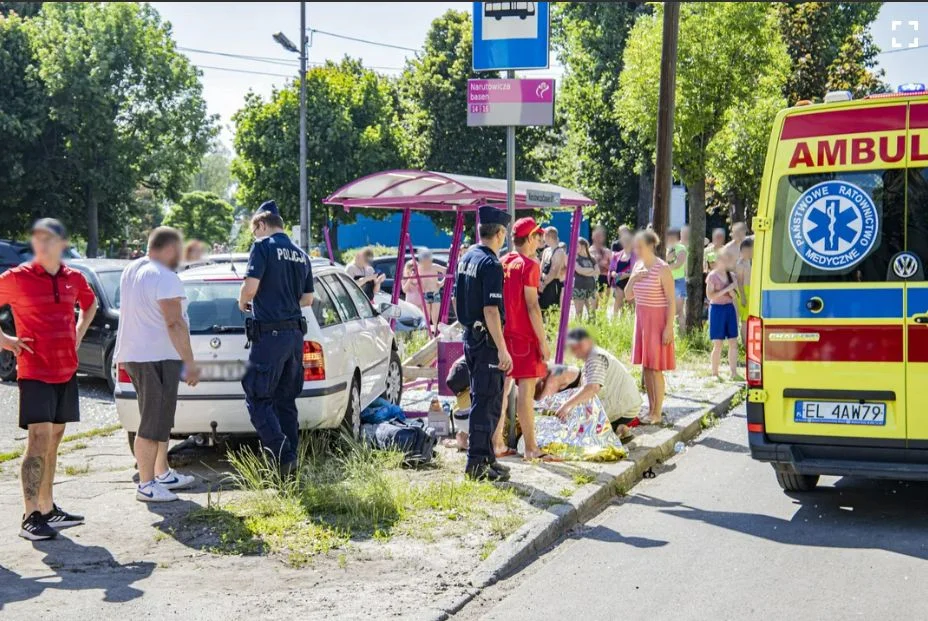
674;441;686;454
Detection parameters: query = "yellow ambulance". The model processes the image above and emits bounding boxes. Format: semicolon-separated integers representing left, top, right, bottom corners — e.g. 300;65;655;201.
748;85;928;491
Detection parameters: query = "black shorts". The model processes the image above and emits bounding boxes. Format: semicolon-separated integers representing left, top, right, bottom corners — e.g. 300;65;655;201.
18;375;79;430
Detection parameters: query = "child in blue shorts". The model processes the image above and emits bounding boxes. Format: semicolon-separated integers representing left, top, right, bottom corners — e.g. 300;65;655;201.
705;252;741;380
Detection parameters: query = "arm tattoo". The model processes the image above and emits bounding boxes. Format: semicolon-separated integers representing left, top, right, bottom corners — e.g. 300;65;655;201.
21;455;43;502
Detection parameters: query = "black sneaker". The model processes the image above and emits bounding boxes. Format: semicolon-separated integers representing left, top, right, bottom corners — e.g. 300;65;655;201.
465;461;510;482
489;459;511;474
19;511;58;541
43;504;84;529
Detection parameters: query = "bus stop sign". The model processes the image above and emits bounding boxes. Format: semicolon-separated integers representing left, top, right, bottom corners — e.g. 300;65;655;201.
472;2;550;71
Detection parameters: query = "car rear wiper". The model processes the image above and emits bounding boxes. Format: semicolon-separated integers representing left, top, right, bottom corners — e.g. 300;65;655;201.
209;325;245;333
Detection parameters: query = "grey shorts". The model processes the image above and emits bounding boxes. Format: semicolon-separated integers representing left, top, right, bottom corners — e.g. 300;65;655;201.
125;360;182;442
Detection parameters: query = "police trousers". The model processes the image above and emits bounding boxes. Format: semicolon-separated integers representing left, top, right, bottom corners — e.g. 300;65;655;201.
464;328;505;464
242;328;303;465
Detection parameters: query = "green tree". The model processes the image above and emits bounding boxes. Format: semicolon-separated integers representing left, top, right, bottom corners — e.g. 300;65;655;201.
189;141;233;201
29;3;215;256
398;8;545;228
551;2;645;230
232;58;404;257
618;2;790;330
163;191;234;245
0;11;53;235
707;87;786;225
0;2;42;18
775;2;885;103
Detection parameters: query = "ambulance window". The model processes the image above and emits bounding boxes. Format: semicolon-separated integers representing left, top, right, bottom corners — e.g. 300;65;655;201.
906;168;928;272
769;170;905;283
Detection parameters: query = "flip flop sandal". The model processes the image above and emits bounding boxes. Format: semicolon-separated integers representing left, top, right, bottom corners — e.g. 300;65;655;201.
525;452;563;463
495;448;518;459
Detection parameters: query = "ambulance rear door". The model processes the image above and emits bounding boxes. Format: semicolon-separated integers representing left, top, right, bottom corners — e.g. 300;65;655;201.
759;101;907;447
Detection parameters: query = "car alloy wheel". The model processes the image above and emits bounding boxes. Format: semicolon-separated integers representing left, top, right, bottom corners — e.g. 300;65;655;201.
384;353;402;405
343;377;361;439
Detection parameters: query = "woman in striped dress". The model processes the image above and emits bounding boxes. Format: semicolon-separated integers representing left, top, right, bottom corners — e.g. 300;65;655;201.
626;230;676;424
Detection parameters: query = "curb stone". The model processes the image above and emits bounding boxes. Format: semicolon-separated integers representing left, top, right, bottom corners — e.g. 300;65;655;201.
426;385;742;621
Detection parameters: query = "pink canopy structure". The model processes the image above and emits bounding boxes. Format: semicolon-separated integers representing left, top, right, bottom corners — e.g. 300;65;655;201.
324;170;596;363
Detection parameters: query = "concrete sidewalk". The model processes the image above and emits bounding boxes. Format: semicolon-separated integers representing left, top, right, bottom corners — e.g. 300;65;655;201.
0;373;740;620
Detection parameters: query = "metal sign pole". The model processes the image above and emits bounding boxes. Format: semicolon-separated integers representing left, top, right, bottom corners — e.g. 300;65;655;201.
506;69;516;250
299;1;309;252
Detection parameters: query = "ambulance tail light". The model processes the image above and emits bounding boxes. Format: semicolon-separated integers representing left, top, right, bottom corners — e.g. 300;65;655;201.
303;340;326;382
117;363;131;384
746;316;763;388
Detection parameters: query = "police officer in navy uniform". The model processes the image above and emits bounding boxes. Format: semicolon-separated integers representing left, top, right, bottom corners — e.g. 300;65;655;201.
455;205;513;481
238;201;315;476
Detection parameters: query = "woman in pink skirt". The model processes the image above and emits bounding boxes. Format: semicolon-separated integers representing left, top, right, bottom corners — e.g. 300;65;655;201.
626;230;676;424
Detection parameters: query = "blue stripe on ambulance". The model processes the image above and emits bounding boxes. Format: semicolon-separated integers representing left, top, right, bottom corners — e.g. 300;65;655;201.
761;288;903;319
907;288;928;317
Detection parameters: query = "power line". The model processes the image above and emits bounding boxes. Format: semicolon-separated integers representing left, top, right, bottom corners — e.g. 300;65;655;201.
309;27;419;53
180;46;299;67
194;64;295;78
878;44;928;56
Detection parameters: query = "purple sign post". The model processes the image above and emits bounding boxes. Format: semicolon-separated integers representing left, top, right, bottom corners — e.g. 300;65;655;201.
466;78;555;127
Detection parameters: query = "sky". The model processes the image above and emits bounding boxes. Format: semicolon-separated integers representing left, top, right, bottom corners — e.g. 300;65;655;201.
150;1;928;149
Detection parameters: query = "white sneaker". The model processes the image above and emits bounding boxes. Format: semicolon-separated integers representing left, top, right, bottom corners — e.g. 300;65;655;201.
155;468;196;490
136;481;177;503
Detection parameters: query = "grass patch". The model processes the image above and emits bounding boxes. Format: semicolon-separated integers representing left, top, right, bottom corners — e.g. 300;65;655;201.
571;471;596;486
480;540;498;561
192;433;519;566
62;463;91;476
558;487;574;498
0;447;23;464
397;329;431;361
61;423;122;444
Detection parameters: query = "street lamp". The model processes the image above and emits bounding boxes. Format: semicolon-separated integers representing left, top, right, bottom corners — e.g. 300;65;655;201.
272;1;310;252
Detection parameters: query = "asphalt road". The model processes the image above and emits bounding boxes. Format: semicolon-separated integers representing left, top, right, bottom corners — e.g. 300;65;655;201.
0;376;118;453
468;404;928;621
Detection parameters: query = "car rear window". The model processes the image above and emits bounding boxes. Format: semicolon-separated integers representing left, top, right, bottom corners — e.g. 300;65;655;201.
184;281;249;334
769;169;905;283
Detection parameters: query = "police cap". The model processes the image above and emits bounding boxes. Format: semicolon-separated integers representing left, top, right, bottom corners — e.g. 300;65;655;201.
478;205;510;227
255;200;280;218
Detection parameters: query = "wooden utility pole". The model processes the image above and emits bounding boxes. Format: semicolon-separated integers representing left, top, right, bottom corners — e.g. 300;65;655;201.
650;1;680;254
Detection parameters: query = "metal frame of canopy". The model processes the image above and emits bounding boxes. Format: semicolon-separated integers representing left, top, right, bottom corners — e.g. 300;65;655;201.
324;170;596;363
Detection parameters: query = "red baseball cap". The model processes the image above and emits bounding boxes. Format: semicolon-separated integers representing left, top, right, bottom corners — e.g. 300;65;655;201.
513;217;542;238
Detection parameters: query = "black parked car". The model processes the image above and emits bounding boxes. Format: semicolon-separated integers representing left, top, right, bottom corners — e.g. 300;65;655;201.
0;239;81;274
0;259;126;390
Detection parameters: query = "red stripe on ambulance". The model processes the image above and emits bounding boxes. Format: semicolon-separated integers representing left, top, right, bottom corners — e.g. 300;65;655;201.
781;105;906;140
764;325;903;363
907;326;928;363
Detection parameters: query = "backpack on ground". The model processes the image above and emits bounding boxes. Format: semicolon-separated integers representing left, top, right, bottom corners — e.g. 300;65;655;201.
361;418;437;466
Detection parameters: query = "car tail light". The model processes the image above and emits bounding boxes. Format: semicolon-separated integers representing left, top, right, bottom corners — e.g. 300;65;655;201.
303;341;325;381
117;363;132;384
746;315;763;387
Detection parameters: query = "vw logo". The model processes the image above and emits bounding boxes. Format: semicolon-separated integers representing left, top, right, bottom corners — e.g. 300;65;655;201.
209;337;222;349
893;252;919;279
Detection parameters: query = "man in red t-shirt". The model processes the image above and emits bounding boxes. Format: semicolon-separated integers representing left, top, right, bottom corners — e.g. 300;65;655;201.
0;219;97;540
494;218;552;461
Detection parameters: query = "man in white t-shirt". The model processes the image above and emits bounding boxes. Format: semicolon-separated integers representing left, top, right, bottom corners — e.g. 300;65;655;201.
114;227;200;503
555;328;643;439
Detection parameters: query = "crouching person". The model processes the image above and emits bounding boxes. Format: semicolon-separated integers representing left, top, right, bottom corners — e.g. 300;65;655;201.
555;328;643;440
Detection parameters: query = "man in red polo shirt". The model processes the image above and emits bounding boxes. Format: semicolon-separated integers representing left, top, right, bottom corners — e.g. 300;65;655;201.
0;219;97;540
494;217;552;461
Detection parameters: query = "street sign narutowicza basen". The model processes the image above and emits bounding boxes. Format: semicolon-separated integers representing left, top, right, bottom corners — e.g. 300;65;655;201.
467;78;554;127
